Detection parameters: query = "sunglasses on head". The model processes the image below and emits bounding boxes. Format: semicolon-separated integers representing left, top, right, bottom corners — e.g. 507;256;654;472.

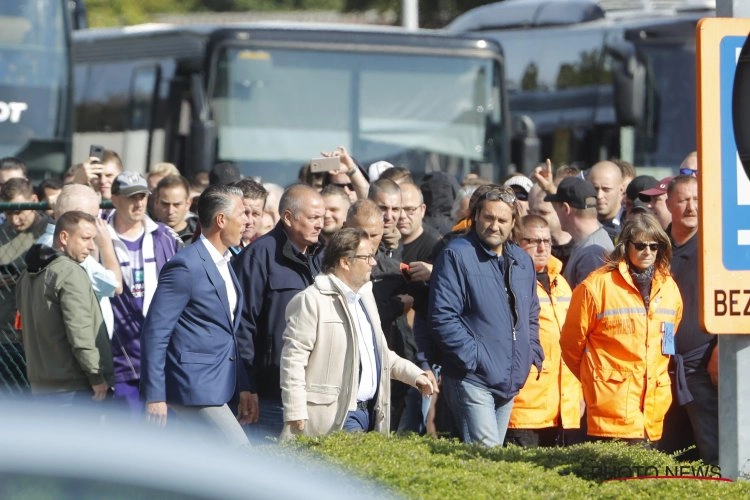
480;188;517;205
679;168;697;176
630;241;660;252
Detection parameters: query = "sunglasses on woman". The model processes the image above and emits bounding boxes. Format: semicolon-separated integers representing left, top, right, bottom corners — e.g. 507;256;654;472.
630;241;660;252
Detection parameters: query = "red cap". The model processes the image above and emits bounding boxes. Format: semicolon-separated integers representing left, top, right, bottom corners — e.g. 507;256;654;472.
640;176;674;197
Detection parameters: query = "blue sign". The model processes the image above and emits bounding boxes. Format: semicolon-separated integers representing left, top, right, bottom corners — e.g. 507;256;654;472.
720;35;750;270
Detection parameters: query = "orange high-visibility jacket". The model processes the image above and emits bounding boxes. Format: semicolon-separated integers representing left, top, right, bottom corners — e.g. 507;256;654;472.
509;256;582;430
560;260;682;440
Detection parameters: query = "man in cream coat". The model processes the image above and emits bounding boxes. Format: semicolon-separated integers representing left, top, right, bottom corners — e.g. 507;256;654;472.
280;228;435;438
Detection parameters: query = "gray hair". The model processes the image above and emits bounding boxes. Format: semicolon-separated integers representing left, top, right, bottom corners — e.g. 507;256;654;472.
278;184;321;219
197;184;243;229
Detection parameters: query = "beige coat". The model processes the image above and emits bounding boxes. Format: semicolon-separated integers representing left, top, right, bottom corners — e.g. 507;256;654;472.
280;274;424;439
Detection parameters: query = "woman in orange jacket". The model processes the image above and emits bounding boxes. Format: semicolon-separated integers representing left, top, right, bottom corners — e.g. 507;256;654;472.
560;212;682;444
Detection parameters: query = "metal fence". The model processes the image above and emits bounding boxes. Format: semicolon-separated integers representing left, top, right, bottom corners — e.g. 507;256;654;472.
0;216;32;396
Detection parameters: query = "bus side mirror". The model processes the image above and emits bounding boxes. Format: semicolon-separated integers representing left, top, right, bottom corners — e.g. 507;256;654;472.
607;42;647;127
69;0;88;30
511;114;540;175
733;32;750;183
189;121;216;178
188;74;216;176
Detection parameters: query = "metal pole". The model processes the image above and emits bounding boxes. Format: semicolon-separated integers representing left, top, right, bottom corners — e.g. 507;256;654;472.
715;0;750;481
403;0;419;30
717;0;750;18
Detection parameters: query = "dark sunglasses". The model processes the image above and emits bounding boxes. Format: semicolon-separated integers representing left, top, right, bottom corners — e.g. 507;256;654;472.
630;241;660;252
331;182;354;190
679;168;697;176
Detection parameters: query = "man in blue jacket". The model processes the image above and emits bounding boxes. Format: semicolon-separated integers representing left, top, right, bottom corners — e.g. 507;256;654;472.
428;184;543;446
233;184;325;441
141;184;253;445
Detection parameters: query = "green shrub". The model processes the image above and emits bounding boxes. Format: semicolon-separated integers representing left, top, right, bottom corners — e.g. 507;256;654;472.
282;433;750;499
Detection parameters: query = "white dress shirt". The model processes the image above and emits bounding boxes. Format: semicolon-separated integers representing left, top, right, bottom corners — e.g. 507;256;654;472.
200;235;237;323
330;274;377;402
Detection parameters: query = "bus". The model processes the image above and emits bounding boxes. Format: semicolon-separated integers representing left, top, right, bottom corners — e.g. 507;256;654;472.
448;0;715;176
72;23;511;185
0;0;75;180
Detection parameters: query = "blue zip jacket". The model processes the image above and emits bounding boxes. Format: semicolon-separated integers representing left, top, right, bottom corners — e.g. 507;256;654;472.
232;222;324;398
428;230;543;399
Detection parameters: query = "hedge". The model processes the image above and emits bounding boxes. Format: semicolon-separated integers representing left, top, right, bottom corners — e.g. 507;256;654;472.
281;433;750;498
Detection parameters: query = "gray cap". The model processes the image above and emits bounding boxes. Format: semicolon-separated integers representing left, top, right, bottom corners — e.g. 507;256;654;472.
111;171;150;197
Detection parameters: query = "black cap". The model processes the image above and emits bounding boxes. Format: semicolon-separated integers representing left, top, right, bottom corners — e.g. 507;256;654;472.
209;162;242;186
544;177;597;209
626;175;658;201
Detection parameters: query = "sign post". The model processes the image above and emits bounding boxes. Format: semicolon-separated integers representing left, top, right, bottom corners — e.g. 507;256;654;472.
697;17;750;480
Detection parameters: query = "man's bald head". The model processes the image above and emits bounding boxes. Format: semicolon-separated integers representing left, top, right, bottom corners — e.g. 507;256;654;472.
54;184;101;218
279;184;323;219
588;160;624;220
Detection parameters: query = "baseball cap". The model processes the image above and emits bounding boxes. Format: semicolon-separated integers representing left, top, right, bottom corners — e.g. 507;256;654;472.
544;177;597;209
368;161;394;182
503;175;533;201
626;175;659;201
111;171;150;197
640;176;674;197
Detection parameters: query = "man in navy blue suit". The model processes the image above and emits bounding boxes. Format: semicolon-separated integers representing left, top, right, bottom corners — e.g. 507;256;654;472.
141;184;254;445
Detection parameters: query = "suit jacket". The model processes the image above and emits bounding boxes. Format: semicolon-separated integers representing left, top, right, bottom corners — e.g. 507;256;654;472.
279;275;424;439
140;240;248;406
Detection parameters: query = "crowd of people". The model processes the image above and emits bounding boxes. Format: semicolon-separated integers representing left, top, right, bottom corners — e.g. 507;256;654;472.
0;149;717;466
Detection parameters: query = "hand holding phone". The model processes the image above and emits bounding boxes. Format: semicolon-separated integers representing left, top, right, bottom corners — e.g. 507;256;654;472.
89;144;105;162
309;157;340;174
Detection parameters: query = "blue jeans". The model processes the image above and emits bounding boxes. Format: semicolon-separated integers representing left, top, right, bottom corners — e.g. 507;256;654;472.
343;408;371;432
244;397;284;445
442;375;514;446
33;390;97;407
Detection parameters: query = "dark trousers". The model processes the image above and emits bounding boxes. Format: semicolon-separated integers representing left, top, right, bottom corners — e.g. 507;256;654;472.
343;407;372;432
505;427;559;447
659;370;719;465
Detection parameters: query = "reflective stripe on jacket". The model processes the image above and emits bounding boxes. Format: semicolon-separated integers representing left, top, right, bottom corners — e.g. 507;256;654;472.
509;256;582;430
560;260;683;440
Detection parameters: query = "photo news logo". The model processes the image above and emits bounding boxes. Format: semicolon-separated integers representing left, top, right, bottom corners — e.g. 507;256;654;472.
588;464;731;482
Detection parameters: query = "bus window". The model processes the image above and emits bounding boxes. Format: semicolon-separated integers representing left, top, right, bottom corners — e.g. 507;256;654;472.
210;45;500;184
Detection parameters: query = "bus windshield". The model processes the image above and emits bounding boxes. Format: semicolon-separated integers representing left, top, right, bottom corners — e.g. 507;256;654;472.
210;45;504;184
0;0;70;176
632;38;697;170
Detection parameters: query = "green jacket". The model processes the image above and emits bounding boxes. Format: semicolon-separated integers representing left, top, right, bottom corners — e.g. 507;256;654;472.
16;244;113;393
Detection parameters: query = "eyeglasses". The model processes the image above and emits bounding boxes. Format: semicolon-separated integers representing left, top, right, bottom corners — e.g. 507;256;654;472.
630;241;660;252
353;254;376;263
332;182;354;190
481;188;516;205
402;205;422;216
679;168;697;176
521;237;552;247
